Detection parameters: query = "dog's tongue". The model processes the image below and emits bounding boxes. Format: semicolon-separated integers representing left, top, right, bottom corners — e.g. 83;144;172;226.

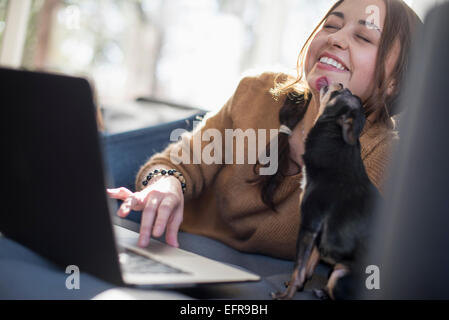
318;77;329;97
317;77;329;91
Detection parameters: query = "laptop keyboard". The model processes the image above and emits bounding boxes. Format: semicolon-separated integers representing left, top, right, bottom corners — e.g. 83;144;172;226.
119;248;187;274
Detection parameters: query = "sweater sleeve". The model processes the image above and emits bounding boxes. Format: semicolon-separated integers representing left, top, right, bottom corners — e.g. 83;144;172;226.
135;80;241;200
364;132;399;194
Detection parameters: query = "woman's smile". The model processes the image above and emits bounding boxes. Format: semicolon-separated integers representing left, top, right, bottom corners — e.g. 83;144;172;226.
317;52;350;72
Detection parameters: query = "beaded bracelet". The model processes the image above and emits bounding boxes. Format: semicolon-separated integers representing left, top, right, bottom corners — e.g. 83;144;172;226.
142;168;186;194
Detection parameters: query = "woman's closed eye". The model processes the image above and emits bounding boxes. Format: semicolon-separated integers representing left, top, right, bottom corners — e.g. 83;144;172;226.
324;24;340;30
357;34;371;43
324;24;373;44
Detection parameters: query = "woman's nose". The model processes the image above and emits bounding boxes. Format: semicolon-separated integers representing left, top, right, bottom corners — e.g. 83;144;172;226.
328;31;348;50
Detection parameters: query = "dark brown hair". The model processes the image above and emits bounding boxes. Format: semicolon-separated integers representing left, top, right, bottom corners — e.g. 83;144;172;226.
251;0;422;211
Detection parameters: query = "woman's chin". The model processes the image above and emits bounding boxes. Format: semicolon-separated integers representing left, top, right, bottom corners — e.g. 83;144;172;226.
306;74;328;95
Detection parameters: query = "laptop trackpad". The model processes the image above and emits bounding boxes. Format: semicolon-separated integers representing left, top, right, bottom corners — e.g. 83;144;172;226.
113;225;195;259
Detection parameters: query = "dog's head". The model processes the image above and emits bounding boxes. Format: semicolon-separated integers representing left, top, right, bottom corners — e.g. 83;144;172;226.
317;83;365;146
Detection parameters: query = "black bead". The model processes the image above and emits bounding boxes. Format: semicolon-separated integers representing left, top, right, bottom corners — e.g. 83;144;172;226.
146;175;152;180
154;169;159;174
168;170;174;175
142;180;148;186
161;170;166;175
181;183;186;188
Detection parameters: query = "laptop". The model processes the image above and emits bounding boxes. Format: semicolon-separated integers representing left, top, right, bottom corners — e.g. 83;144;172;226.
0;67;259;287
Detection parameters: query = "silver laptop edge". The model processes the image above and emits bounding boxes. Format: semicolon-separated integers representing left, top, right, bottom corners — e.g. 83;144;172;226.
113;225;259;285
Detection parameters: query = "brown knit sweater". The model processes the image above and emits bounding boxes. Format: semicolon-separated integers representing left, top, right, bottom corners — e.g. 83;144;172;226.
135;72;398;261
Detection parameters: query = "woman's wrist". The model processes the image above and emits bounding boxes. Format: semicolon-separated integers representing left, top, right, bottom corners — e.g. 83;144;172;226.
141;167;186;193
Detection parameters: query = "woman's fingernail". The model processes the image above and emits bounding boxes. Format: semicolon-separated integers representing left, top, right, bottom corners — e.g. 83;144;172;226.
139;237;149;247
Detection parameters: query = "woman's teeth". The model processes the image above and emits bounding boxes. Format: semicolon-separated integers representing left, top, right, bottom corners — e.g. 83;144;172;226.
319;57;347;71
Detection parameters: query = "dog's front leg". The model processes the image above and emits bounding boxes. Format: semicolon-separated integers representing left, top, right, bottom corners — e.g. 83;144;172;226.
271;229;319;300
284;246;320;287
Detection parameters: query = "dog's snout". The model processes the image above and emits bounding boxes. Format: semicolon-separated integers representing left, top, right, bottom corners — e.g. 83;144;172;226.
328;83;342;92
342;88;351;95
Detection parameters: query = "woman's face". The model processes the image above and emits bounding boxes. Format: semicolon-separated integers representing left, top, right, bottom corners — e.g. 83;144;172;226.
305;0;388;102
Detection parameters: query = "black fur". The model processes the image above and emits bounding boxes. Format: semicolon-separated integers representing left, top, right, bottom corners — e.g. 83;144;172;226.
301;88;379;298
271;87;380;300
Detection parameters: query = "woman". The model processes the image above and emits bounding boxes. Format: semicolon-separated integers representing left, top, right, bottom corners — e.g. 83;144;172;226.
107;0;421;261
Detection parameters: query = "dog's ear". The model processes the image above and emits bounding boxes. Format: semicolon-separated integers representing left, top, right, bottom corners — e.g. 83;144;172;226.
337;110;364;145
337;114;356;145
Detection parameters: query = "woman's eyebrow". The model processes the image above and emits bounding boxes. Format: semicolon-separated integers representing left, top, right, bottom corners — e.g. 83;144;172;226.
359;19;382;33
328;11;381;33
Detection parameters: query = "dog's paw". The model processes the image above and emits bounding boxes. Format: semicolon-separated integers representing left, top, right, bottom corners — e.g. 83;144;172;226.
284;280;306;288
271;290;294;300
317;82;345;119
319;82;343;105
313;288;330;300
272;281;305;300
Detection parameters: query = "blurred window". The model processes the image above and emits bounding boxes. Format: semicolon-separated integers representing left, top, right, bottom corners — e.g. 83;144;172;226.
0;0;8;45
20;0;340;111
9;0;439;125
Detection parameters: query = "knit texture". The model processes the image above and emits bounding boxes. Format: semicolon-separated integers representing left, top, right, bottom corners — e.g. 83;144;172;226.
135;72;399;260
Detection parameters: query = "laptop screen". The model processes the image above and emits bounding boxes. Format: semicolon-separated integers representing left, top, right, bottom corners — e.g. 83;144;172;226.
0;68;123;285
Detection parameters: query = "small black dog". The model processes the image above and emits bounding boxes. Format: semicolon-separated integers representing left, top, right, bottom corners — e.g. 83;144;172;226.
272;83;380;300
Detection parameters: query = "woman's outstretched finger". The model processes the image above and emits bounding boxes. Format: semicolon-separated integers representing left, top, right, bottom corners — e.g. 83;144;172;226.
107;187;133;200
117;196;133;218
117;193;145;217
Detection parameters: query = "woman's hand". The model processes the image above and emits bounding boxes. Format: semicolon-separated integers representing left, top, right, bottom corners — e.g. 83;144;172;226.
107;176;184;248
